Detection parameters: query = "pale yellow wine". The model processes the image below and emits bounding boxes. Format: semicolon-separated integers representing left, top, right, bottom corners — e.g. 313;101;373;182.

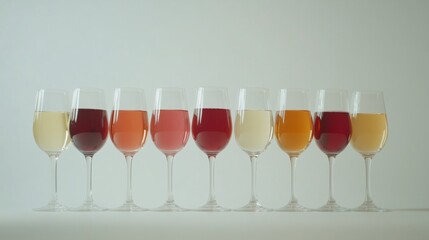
33;111;70;153
235;110;273;155
351;113;388;156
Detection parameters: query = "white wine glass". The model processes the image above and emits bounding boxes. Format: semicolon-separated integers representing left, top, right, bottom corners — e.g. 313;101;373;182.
235;88;273;212
69;88;108;211
150;88;190;211
192;87;232;211
314;89;351;212
110;88;149;211
33;89;70;211
275;89;313;212
351;91;388;212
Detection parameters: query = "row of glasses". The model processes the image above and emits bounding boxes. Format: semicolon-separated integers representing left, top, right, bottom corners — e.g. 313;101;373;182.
33;88;388;212
314;90;388;212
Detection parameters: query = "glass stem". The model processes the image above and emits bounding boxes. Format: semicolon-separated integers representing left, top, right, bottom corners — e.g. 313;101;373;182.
49;154;60;203
250;155;258;202
125;155;134;203
289;156;298;203
166;155;174;203
208;156;216;203
328;156;336;203
85;155;94;203
364;156;373;203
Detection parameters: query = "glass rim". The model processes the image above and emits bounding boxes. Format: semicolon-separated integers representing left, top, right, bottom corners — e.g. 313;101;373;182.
197;86;229;91
71;88;106;110
73;87;105;93
238;87;270;91
279;88;309;93
36;88;68;94
278;88;309;99
37;88;69;92
155;87;186;92
352;90;385;94
114;87;145;92
35;89;69;112
277;88;311;111
317;88;349;93
153;87;188;110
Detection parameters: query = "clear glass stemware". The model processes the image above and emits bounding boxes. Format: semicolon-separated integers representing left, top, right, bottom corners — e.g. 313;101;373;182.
33;89;70;211
314;89;351;212
151;88;190;212
69;88;108;211
275;89;313;212
192;87;232;212
351;91;388;212
110;88;148;211
234;88;273;212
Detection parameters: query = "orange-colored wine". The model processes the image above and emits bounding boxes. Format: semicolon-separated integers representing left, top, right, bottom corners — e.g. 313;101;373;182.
275;110;313;157
110;110;148;155
351;113;388;156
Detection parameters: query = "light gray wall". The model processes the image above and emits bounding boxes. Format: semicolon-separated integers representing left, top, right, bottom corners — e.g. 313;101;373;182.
1;0;428;210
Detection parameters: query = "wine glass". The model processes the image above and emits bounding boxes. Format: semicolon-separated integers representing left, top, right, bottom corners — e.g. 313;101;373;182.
351;91;388;212
192;87;232;211
275;89;313;212
314;89;352;212
33;89;70;211
234;88;273;212
110;88;149;211
150;88;190;211
69;88;108;211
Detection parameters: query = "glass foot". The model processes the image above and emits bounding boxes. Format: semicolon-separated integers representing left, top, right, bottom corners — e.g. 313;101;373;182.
235;200;269;212
194;200;231;212
34;201;68;212
69;201;107;212
110;201;148;212
152;201;188;212
317;200;349;212
353;201;389;212
276;201;309;212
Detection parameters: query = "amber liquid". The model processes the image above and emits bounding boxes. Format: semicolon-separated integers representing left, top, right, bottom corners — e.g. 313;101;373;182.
351;113;388;156
275;110;313;157
110;110;148;155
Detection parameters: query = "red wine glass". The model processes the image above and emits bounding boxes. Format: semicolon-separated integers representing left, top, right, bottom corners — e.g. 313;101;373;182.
192;87;232;211
314;89;351;212
69;88;108;211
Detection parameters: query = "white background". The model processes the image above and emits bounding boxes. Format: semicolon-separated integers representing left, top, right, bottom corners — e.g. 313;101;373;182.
1;0;428;213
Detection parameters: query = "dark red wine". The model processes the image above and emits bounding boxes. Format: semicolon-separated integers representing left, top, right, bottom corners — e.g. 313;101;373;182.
192;108;232;157
70;108;108;156
314;111;351;156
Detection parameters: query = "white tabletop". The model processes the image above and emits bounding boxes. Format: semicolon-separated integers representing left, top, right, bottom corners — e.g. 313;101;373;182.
1;210;429;240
